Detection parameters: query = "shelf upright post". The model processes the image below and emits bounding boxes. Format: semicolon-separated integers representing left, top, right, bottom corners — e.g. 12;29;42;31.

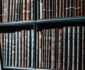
33;0;37;68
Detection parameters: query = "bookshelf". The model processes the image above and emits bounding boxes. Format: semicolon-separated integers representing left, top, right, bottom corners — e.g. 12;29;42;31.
0;17;85;70
0;0;85;70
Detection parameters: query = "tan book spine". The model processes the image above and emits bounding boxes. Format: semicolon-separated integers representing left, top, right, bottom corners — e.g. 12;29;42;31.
39;31;42;68
51;29;55;69
26;0;31;20
63;27;66;70
23;0;25;20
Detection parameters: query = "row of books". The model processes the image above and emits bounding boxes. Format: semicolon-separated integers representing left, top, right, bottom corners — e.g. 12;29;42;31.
2;0;85;21
0;26;85;70
0;0;85;70
35;26;85;70
1;0;34;68
1;30;34;67
2;0;32;22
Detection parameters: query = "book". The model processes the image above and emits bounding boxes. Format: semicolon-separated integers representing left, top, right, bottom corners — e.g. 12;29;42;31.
82;26;84;70
51;29;55;69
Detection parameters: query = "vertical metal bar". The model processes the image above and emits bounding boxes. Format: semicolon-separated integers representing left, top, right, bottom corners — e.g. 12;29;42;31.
0;43;3;70
33;0;37;68
0;0;2;22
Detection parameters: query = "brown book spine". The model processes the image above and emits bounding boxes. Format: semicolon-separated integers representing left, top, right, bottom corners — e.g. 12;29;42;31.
74;0;77;16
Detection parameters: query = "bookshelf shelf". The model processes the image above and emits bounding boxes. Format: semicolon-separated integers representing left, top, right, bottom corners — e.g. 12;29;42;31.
0;16;85;32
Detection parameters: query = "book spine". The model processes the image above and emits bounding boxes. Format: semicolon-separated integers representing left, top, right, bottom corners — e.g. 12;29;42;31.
65;27;68;70
58;28;63;70
31;0;33;20
21;30;24;67
8;33;11;66
72;27;75;70
5;33;7;66
48;0;52;18
59;0;62;17
41;30;44;68
20;30;22;67
46;29;47;69
74;0;77;16
0;0;2;22
40;0;43;19
36;31;39;68
62;0;65;17
51;29;55;69
11;33;14;66
29;30;31;67
36;0;40;19
77;26;79;70
26;0;31;20
31;30;34;67
63;27;66;70
69;0;73;17
25;30;28;67
27;30;29;67
45;30;48;68
17;0;21;21
22;0;25;20
7;0;10;22
67;27;71;70
2;0;5;22
83;27;85;70
77;26;82;70
66;0;69;17
42;29;45;68
18;31;21;67
55;29;59;69
49;29;51;69
53;0;56;18
23;30;25;67
39;31;42;68
46;0;48;19
3;33;6;66
82;26;84;70
56;0;58;17
12;0;15;21
14;0;16;21
19;0;23;20
78;0;81;16
3;0;8;22
9;0;12;21
42;0;46;19
15;32;18;66
70;27;72;70
81;0;83;16
5;33;9;66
